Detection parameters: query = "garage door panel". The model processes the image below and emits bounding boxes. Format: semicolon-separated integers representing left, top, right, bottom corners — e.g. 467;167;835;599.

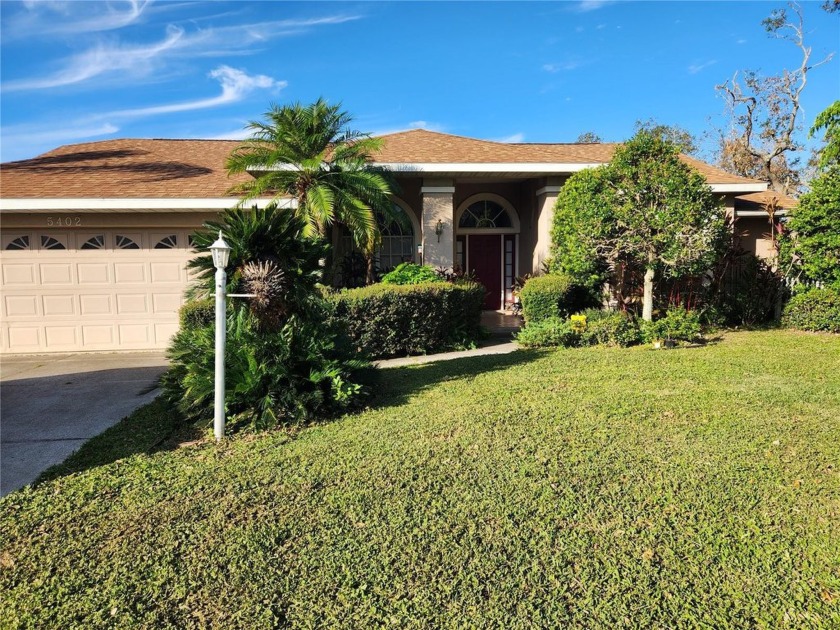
78;263;110;284
40;264;74;285
119;324;150;344
117;294;148;314
8;327;40;350
150;262;183;283
5;295;38;317
153;293;182;313
114;263;146;283
80;294;112;316
45;326;77;348
42;295;75;316
3;264;36;286
81;325;114;345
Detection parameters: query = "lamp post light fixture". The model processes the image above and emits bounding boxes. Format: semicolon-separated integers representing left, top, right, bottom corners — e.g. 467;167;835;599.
435;219;444;243
209;231;231;441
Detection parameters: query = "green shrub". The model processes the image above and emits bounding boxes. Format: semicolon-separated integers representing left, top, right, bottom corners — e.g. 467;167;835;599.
165;207;367;431
163;304;369;430
329;281;485;358
381;263;443;285
178;298;215;330
642;308;702;345
515;316;580;348
781;287;840;333
709;252;783;326
577;309;642;347
519;274;593;324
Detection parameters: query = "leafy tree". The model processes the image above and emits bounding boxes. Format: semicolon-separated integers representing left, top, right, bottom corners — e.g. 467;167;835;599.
716;2;833;194
810;100;840;170
634;119;699;155
226;99;395;280
783;165;840;287
551;131;728;320
576;131;602;143
550;166;614;288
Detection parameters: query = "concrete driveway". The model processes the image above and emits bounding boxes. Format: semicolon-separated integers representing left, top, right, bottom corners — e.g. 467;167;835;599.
1;352;168;496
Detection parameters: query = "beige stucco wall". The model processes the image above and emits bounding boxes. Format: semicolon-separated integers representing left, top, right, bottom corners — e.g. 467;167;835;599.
421;179;455;269
736;216;777;261
0;211;216;230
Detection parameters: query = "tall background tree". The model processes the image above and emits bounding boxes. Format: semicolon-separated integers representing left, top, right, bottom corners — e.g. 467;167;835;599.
226;99;395;282
551;131;728;320
576;131;603;143
715;2;833;195
634;119;699;155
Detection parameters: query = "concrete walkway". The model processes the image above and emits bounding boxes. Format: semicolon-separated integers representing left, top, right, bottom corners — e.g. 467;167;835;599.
1;352;168;496
376;340;520;368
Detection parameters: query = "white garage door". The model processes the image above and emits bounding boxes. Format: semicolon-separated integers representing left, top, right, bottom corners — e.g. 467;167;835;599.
1;229;196;354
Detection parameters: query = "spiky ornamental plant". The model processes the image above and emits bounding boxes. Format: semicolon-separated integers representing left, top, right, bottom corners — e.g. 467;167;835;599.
240;259;288;329
188;204;328;319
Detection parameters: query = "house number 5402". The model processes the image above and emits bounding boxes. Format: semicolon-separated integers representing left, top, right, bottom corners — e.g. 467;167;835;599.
46;216;82;227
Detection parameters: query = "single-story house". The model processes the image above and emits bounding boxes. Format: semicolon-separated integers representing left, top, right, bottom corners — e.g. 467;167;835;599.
0;129;777;354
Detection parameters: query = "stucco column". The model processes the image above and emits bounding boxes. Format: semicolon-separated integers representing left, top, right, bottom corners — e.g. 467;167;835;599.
533;182;562;272
421;181;455;270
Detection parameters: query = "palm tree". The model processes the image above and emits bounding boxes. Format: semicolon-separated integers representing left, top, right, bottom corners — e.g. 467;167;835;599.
226;99;394;280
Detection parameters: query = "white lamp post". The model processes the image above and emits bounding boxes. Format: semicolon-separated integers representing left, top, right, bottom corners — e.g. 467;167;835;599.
209;231;231;441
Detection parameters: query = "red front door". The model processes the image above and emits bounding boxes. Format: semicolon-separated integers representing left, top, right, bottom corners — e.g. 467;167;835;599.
468;235;502;310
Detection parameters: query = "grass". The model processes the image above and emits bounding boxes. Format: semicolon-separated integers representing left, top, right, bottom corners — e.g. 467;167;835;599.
1;330;839;628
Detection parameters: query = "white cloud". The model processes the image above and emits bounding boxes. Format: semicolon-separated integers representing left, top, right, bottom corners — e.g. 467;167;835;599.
737;38;747;44
1;14;361;92
494;133;525;143
574;1;613;13
6;0;149;39
542;60;583;73
688;59;718;74
103;66;285;119
2;25;186;91
205;128;249;141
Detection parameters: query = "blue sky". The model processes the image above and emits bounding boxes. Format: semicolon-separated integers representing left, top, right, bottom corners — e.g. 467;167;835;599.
1;1;837;163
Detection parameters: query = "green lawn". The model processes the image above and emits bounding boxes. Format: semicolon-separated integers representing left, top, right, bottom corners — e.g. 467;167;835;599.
2;330;839;628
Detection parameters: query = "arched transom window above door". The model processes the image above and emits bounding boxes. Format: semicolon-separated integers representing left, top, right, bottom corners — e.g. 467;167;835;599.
455;194;520;234
459;200;512;229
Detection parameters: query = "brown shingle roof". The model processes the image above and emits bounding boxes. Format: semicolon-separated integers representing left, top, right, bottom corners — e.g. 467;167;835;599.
0;130;764;200
734;190;798;210
0;139;246;199
374;129;619;163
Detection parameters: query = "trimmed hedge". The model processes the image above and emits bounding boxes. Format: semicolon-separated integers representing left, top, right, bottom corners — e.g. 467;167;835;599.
179;298;215;330
381;263;443;285
781;287;840;333
516;317;579;348
519;274;593;324
516;310;643;349
329;281;485;358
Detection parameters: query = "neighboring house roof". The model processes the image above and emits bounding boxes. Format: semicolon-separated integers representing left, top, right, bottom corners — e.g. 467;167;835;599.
734;190;798;217
0;130;766;207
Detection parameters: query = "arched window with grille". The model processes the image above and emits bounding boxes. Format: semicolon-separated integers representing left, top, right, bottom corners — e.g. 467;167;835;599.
341;201;417;274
